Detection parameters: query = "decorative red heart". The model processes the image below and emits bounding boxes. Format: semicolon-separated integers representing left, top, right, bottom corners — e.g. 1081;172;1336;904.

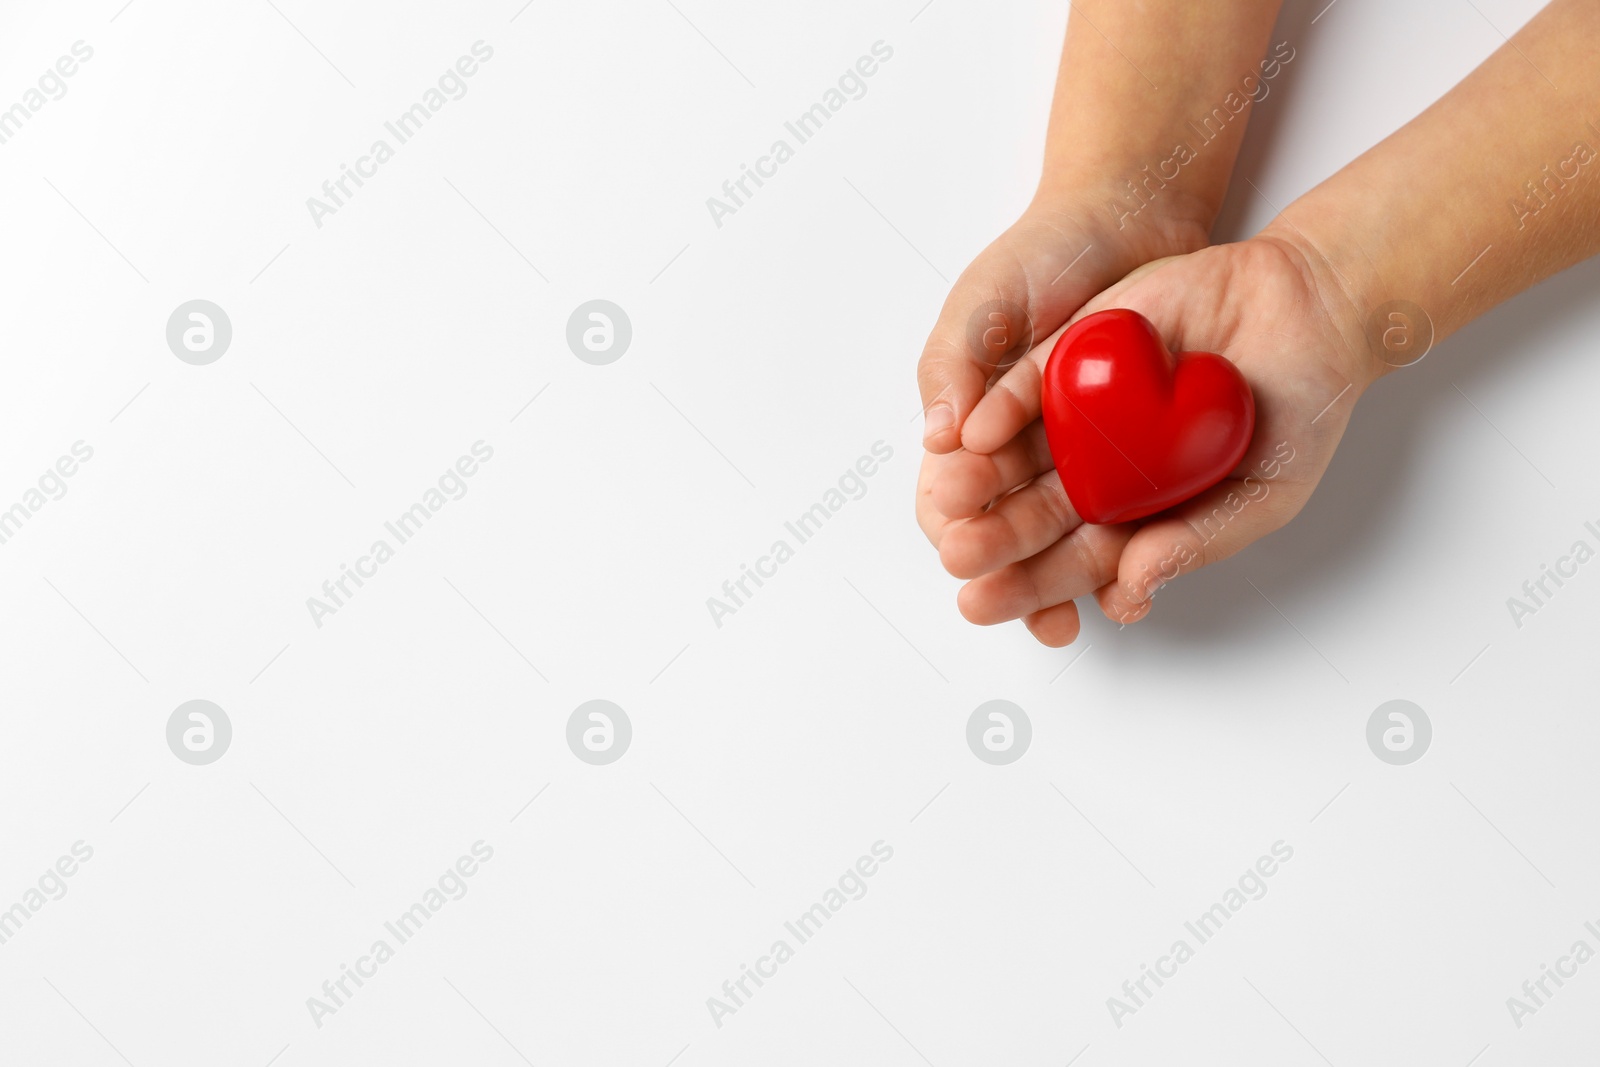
1041;308;1254;525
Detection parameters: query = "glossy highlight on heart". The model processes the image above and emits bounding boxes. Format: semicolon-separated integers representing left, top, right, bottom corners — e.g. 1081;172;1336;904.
1041;308;1255;525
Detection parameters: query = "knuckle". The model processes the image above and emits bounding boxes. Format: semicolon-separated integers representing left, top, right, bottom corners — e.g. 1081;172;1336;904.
1016;563;1047;618
937;532;970;577
1066;529;1111;592
1036;477;1074;531
915;353;954;400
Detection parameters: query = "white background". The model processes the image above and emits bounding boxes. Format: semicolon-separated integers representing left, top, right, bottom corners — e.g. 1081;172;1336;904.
2;0;1597;1063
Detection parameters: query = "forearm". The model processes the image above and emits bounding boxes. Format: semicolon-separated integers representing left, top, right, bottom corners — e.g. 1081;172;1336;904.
1036;0;1287;233
1269;0;1600;382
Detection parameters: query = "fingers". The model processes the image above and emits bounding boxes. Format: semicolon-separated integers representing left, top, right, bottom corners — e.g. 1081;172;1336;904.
914;450;960;549
918;335;994;455
959;256;1177;455
957;521;1136;625
1023;600;1081;647
958;322;1064;455
1096;478;1299;623
1094;581;1153;627
929;421;1053;520
917;253;1038;454
917;216;1112;454
938;469;1080;580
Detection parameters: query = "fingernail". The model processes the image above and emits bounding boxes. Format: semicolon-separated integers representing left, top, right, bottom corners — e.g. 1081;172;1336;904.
923;403;954;442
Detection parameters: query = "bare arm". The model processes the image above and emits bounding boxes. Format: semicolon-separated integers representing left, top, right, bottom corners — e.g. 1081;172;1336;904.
1270;0;1600;383
917;0;1287;453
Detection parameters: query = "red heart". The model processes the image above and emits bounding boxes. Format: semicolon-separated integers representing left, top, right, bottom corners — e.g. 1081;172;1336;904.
1041;309;1254;525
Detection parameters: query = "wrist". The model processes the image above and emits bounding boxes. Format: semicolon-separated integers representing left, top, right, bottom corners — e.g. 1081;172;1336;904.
1030;172;1214;274
1255;209;1395;392
1035;2;1291;252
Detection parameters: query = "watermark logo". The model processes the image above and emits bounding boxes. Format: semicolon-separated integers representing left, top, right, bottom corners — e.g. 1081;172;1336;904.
166;300;232;365
1509;137;1595;231
0;441;94;549
704;41;894;229
1366;699;1430;765
706;841;894;1029
1115;440;1297;612
1110;40;1296;230
0;841;94;949
0;41;94;148
166;700;232;765
566;300;632;365
964;298;1035;374
1506;519;1600;628
966;700;1030;765
1505;918;1600;1029
706;441;894;628
306;441;495;628
567;700;631;765
1365;300;1433;368
305;42;495;230
1107;841;1294;1028
305;841;494;1028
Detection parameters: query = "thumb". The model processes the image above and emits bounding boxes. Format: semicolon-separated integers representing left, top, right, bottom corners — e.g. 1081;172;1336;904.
917;216;1111;453
1097;476;1304;623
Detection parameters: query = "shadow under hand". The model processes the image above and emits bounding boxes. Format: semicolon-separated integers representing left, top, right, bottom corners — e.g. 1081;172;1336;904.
1090;254;1600;660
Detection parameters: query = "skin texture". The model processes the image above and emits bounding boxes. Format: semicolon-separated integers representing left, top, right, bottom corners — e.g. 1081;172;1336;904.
916;0;1288;456
914;0;1288;646
918;0;1600;647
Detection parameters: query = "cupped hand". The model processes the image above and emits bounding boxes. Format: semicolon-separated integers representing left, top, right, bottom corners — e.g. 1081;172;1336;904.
929;231;1379;646
914;193;1211;636
917;195;1210;454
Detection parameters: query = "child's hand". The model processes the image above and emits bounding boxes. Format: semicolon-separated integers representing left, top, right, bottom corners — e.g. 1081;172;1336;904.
914;194;1209;595
927;233;1375;646
913;1;1298;645
922;0;1600;649
915;0;1290;458
916;195;1209;455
